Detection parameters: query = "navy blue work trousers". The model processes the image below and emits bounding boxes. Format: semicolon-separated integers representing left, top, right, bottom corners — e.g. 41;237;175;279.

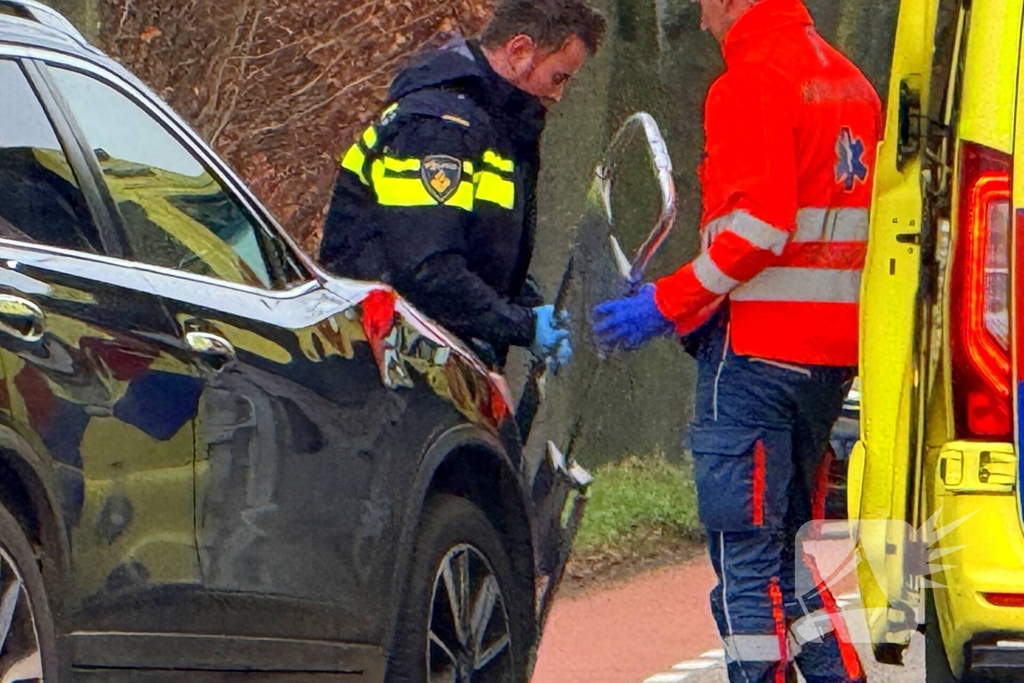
688;318;865;683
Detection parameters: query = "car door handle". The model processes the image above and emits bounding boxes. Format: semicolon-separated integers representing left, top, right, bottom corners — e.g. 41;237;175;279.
185;331;236;373
0;294;44;343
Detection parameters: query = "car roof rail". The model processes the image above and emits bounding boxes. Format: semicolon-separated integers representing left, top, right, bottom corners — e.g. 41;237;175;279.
0;0;90;45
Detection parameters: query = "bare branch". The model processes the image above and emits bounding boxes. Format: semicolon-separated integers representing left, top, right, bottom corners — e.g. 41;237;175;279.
211;6;262;146
328;0;383;33
116;0;134;40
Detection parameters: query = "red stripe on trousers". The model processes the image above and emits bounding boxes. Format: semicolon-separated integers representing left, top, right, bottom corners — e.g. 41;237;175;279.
813;445;835;522
769;577;788;683
753;441;766;527
802;550;864;681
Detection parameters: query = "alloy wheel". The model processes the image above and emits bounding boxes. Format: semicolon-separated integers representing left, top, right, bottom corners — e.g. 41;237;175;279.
0;546;42;683
426;544;512;683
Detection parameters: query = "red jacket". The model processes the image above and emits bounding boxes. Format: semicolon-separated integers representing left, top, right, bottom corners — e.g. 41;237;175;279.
654;0;882;367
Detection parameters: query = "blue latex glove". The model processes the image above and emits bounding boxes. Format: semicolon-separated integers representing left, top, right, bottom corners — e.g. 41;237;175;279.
531;305;572;370
592;284;674;353
550;337;572;374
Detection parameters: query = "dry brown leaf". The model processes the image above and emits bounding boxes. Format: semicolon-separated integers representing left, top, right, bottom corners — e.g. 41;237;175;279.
139;25;162;43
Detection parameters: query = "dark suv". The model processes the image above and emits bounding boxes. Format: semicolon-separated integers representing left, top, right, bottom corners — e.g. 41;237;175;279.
0;2;591;681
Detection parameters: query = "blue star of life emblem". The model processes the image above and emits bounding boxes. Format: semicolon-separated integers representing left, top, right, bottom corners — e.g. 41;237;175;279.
835;127;868;192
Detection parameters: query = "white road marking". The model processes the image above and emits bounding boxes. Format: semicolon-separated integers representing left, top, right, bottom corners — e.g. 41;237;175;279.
641;648;725;683
644;673;691;683
673;659;718;671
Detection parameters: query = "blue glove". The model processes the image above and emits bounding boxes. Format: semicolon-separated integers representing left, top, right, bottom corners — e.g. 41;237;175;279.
592;284;674;353
531;305;572;370
550;336;572;373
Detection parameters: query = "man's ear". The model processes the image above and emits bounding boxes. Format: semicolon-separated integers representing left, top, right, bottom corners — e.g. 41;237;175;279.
504;34;538;75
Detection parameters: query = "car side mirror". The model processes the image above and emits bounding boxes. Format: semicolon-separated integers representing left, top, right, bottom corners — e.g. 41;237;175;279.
596;112;678;286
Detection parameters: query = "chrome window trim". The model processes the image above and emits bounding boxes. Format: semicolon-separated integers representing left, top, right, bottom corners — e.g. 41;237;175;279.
0;240;368;331
0;43;320;283
0;238;321;301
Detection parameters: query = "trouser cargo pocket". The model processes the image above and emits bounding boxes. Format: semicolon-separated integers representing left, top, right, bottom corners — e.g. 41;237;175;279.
689;424;793;532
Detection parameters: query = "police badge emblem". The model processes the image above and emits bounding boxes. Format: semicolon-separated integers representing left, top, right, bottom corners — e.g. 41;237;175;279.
421;155;463;204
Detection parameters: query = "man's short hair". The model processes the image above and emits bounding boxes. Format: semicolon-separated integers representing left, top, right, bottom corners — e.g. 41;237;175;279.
480;0;607;56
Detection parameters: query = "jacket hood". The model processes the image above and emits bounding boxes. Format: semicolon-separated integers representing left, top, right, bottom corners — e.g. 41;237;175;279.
387;35;546;137
388;36;485;101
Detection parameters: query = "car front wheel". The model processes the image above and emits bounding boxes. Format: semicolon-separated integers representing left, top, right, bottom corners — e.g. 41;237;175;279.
387;494;530;683
0;503;56;682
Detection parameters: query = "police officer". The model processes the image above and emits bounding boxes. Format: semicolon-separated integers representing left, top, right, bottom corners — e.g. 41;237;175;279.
592;0;881;681
320;0;606;371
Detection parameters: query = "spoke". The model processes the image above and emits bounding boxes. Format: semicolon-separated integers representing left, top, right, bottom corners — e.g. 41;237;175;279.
474;633;510;672
1;652;42;683
441;558;466;645
470;575;499;655
428;629;459;668
0;574;21;654
456;550;470;638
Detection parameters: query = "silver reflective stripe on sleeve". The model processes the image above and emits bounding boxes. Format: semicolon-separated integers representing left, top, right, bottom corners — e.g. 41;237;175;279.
704;210;790;255
731;268;861;303
794;208;869;243
723;635;786;663
694;252;741;295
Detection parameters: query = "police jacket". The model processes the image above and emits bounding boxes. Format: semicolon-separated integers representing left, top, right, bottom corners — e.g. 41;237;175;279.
319;37;547;364
652;0;882;367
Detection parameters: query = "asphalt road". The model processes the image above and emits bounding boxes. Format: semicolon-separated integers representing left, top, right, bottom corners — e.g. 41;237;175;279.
532;547;926;683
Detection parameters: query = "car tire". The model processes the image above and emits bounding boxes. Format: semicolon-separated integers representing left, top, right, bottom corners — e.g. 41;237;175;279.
386;494;530;683
0;502;57;682
926;588;960;683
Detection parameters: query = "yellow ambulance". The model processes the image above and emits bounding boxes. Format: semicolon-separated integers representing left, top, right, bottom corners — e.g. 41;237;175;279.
854;0;1024;680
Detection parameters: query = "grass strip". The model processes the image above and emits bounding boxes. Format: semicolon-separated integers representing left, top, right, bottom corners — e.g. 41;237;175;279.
567;452;705;583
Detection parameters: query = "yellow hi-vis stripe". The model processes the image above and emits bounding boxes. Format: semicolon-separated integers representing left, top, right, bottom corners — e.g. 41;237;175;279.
341;143;369;185
371;157;474;211
361;126;379;149
339;123;382;186
482;150;514;173
381;156;421;173
474;170;515;210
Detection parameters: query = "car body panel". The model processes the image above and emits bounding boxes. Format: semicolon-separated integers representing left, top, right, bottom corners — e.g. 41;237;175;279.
851;0;943;653
0;8;591;678
930;443;1024;675
936;0;1022;675
0;243;205;631
960;1;1020;155
857;0;1024;674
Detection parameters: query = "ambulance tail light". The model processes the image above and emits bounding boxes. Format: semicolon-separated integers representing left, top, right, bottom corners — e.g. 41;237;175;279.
950;143;1012;439
983;593;1024;608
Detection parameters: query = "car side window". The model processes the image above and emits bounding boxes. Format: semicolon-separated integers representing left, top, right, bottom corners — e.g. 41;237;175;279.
0;59;101;253
47;66;276;289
